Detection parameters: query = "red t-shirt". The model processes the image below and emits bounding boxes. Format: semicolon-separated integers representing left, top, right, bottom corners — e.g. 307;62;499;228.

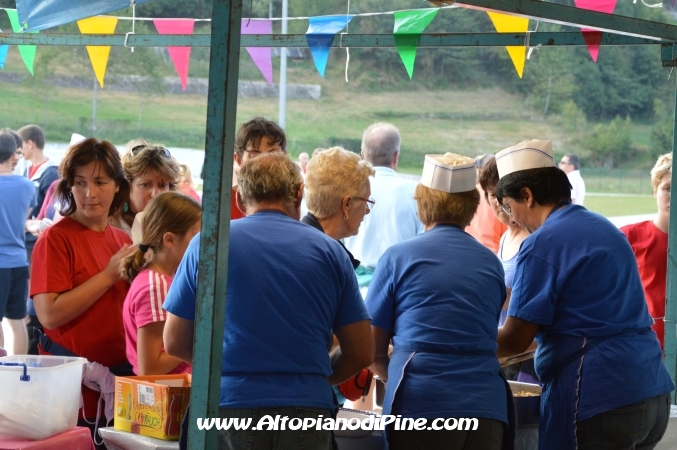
30;217;132;418
466;184;507;253
231;186;245;220
28;160;46;179
621;220;667;348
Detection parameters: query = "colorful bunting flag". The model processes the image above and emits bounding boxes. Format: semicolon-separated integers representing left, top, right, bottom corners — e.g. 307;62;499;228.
393;9;439;79
573;0;617;62
5;9;38;75
487;12;529;78
241;19;273;86
306;15;354;78
77;16;118;88
153;19;195;91
0;44;7;69
0;28;7;70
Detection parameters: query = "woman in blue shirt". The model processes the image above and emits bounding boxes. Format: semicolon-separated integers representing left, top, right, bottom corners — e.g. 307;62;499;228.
367;154;509;450
495;140;674;450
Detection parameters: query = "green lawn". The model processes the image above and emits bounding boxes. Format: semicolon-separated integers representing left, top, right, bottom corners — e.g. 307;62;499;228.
585;194;656;218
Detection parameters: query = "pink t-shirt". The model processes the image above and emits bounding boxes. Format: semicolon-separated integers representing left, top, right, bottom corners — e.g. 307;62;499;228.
123;268;191;375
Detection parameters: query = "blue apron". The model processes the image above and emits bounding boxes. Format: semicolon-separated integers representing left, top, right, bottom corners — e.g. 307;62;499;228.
384;346;515;450
536;329;639;450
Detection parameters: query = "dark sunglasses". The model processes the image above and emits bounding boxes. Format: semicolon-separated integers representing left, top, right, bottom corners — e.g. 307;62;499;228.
131;145;171;159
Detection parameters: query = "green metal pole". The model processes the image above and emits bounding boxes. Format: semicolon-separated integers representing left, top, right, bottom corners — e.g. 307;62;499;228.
665;43;677;405
188;0;242;448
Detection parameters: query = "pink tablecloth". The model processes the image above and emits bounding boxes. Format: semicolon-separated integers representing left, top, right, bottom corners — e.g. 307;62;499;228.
0;427;94;450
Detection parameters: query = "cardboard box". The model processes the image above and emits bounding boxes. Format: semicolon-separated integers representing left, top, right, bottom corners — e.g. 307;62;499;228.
114;374;191;440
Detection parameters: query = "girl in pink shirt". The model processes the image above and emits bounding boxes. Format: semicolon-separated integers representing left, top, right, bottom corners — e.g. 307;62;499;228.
121;191;201;375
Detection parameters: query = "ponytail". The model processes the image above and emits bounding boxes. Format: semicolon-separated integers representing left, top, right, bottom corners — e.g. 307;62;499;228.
121;247;148;282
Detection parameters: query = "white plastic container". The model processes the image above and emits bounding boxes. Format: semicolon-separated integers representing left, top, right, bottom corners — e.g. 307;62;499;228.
0;355;87;440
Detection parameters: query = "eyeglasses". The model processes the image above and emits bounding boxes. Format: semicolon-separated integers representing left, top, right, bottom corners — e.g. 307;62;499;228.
243;148;286;157
131;145;171;159
558;160;571;166
500;198;515;215
14;149;23;158
354;197;375;212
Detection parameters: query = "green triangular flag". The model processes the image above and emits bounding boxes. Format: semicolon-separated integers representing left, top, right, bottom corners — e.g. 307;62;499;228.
5;9;38;76
393;8;439;79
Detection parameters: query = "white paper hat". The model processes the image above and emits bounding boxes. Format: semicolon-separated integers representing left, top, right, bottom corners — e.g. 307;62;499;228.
70;133;86;145
421;153;477;193
495;140;555;179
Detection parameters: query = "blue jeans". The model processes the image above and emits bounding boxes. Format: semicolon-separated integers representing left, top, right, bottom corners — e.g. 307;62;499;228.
217;406;333;450
576;393;670;449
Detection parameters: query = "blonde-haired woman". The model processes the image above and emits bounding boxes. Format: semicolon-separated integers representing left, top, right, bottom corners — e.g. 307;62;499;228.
621;152;672;350
302;146;374;268
178;163;201;203
121;192;201;376
110;141;180;236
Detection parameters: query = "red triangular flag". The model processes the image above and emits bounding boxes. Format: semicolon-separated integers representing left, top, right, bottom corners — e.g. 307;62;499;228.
153;19;195;91
573;0;617;62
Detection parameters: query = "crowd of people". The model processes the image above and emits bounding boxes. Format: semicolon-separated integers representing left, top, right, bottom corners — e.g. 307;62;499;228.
0;118;673;450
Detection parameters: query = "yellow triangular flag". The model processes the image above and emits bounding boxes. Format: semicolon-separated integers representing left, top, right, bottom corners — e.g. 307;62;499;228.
77;16;118;88
487;12;529;78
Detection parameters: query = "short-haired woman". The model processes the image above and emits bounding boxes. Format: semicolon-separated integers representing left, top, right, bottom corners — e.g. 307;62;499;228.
110;140;180;236
367;154;509;450
30;138;137;444
495;140;673;449
302;146;374;268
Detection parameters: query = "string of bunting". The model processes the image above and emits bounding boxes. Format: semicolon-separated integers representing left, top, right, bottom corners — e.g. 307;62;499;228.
0;0;621;88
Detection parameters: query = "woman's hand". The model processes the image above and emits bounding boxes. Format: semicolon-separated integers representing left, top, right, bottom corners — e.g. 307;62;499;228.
103;244;138;282
35;243;138;329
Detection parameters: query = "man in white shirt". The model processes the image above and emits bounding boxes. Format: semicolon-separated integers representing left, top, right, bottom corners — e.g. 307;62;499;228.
344;123;423;271
559;153;586;205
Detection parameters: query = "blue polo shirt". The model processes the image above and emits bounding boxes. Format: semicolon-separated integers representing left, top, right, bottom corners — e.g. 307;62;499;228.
0;175;36;268
163;211;370;409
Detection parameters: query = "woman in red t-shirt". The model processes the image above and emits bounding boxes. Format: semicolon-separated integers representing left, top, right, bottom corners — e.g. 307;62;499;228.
30;139;136;445
621;152;672;350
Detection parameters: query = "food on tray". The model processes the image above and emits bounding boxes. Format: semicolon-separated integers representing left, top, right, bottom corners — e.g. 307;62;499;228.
514;391;540;397
434;153;475;166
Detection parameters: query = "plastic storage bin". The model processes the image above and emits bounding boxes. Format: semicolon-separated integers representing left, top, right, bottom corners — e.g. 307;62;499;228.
0;355;87;440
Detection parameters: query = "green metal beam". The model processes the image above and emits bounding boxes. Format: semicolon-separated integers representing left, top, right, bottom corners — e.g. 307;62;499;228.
0;32;662;47
666;43;677;405
189;0;242;448
456;0;675;41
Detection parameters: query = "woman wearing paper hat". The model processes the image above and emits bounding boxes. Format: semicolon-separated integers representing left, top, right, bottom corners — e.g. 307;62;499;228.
495;140;673;449
366;153;511;449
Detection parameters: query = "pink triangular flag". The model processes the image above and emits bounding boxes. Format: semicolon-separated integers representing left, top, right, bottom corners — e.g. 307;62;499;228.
573;0;617;62
153;19;195;91
241;20;273;86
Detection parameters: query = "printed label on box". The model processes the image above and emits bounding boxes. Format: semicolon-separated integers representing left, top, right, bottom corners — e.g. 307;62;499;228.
138;384;155;406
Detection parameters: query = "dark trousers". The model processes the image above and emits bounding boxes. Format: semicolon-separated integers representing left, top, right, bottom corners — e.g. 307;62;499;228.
576;393;670;450
217;406;334;450
388;417;504;450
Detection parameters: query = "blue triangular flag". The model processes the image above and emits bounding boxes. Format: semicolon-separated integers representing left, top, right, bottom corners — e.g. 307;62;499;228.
0;28;7;70
305;15;353;78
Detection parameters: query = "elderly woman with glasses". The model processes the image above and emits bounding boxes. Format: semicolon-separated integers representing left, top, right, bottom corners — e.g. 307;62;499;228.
302;146;374;268
366;153;510;450
495;140;673;449
109;139;180;237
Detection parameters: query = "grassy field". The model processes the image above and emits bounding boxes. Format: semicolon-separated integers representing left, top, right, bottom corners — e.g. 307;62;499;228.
0;50;658;213
585;194;656;218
